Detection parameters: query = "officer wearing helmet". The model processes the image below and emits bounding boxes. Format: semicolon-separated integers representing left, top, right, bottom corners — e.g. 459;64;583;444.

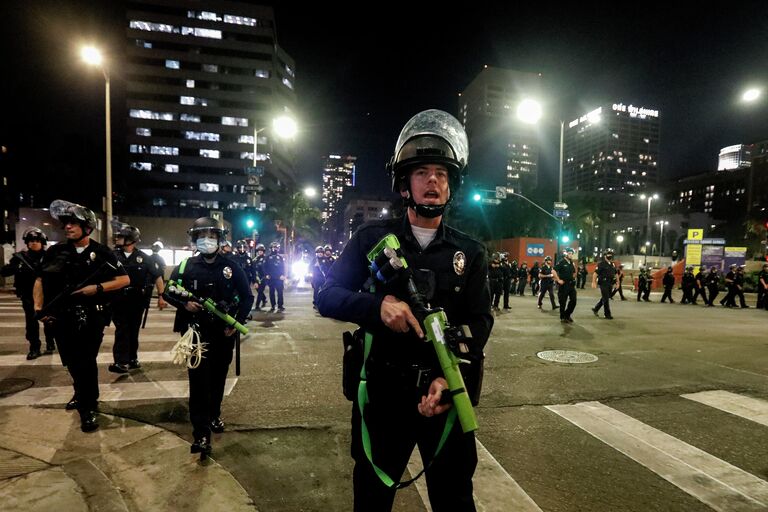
162;217;253;457
149;240;166;277
660;266;675;303
720;264;738;307
263;241;286;312
109;224;166;374
733;264;749;308
692;265;708;305
232;240;257;286
680;265;696;304
310;245;326;309
252;243;268;310
637;265;652;302
317;110;493;510
1;227;56;359
488;252;503;311
705;265;721;306
33;200;129;432
591;248;617;319
220;240;233;255
537;255;558;310
323;244;335;263
554;247;578;322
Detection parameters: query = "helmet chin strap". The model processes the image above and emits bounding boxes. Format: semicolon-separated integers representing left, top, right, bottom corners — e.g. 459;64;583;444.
404;191;451;219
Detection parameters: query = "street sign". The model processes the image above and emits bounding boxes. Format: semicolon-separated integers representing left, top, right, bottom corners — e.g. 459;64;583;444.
245;166;265;177
481;198;502;205
554;202;568;210
553;209;570;218
495;186;507;199
244;185;260;192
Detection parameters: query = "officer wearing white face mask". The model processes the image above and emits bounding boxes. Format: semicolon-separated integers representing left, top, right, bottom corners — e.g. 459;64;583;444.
163;216;254;457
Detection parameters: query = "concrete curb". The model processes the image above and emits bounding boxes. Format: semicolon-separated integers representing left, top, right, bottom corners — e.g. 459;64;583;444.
0;406;257;511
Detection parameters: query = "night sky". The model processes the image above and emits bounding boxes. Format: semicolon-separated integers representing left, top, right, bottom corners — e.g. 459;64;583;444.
2;1;768;206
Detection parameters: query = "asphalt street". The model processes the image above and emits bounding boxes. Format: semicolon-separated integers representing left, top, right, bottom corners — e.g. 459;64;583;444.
1;284;767;511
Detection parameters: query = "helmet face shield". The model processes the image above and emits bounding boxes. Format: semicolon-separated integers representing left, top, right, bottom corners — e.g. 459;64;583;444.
49;199;97;230
389;109;468;194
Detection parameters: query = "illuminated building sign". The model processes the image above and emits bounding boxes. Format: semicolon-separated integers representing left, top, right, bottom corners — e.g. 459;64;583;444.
612;103;659;119
568;107;603;128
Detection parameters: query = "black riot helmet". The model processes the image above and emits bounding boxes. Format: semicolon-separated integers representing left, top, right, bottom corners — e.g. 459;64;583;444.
387;110;469;218
187;217;227;242
49;199;97;235
270;241;280;252
116;225;141;245
22;227;48;246
315;245;324;254
255;243;265;252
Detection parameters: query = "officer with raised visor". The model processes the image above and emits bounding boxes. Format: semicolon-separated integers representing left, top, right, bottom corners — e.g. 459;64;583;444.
318;109;493;511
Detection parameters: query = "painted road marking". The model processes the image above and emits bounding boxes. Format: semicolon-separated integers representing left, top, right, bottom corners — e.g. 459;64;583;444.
0;351;174;366
546;401;768;511
0;378;238;406
682;390;768;428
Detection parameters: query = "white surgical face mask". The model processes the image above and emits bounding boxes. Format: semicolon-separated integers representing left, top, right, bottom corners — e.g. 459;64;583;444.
196;237;219;255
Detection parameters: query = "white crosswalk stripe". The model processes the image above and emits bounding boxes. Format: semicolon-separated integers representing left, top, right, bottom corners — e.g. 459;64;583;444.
682;390;768;428
0;378;238;406
546;399;768;511
0;351;174;366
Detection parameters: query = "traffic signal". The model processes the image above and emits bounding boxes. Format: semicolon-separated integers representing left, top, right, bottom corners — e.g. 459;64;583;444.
472;192;482;202
245;218;255;229
560;234;570;244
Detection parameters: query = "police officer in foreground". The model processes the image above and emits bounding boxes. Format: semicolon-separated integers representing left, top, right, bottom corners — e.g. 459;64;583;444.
637;265;652;302
1;228;55;359
680;266;696;304
720;264;737;307
704;266;720;306
163;217;253;457
660;266;675;303
33;200;129;432
318;109;493;511
263;241;286;312
554;248;578;323
591;248;617;319
692;266;708;305
109;225;166;374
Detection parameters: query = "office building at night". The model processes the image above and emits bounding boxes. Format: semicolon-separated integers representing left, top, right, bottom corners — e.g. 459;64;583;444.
563;101;660;212
122;1;296;218
718;144;752;170
459;66;543;194
321;154;356;243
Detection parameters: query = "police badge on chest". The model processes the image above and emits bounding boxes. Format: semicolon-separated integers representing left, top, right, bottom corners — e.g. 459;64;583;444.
223;266;233;279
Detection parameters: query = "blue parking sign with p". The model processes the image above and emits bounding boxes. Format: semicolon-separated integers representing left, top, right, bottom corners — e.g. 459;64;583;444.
526;244;545;256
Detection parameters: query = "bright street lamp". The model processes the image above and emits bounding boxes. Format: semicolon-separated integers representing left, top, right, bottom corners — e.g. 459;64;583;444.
251;115;298;207
81;45;112;244
303;186;317;198
516;99;542;125
742;88;761;103
639;193;659;258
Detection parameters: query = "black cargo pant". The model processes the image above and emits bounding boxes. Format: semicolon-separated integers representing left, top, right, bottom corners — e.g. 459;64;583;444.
112;295;145;365
55;307;107;414
707;284;719;305
558;282;577;319
692;286;706;304
22;297;55;352
351;388;477;511
538;280;557;309
267;278;284;308
188;326;235;440
593;283;613;317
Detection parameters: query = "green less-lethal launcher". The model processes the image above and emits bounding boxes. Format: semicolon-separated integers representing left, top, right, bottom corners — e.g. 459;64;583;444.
366;234;478;433
166;282;249;335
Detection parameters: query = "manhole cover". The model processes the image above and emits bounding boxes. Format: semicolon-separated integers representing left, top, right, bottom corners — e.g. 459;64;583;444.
0;378;34;397
537;350;598;364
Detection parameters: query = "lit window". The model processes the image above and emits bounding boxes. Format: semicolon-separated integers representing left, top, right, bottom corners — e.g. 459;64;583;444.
238;135;254;144
200;149;219;158
151;146;179;155
180;113;201;123
186;80;195;88
130;20;174;33
165;60;180;69
130;162;151;171
136;40;152;49
255;70;270;79
282;77;294;90
181;26;222;39
153;198;167;206
129;144;148;154
184;131;220;141
224;14;257;26
240;152;254;160
222;116;248;127
165;164;179;173
202;64;218;73
130;109;175;121
197;11;221;21
136;128;151;136
200;183;220;192
181;96;195;105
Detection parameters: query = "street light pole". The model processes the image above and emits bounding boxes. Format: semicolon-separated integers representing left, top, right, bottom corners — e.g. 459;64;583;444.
81;46;113;244
559;120;564;203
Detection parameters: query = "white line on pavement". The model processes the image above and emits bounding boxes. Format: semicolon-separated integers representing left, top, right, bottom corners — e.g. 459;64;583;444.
0;351;173;366
407;440;542;511
546;401;768;511
682;390;768;428
0;378;238;406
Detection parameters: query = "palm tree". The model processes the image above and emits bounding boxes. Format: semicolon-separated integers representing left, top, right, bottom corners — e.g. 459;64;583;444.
271;191;322;260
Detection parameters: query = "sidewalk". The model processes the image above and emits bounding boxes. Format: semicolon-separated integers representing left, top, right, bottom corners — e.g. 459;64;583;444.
0;406;258;511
